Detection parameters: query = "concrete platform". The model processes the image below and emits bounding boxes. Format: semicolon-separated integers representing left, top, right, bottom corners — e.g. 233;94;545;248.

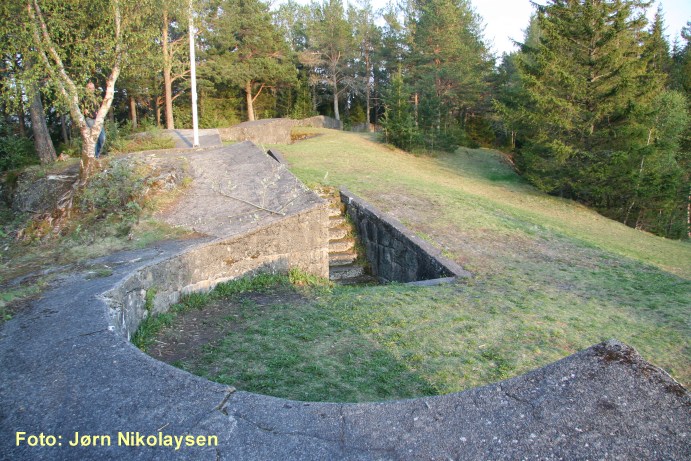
156;141;322;239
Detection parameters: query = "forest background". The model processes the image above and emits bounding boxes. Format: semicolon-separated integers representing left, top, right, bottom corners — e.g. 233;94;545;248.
1;0;690;239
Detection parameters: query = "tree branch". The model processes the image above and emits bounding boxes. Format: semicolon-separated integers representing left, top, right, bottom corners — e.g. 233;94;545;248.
251;83;266;103
27;0;84;128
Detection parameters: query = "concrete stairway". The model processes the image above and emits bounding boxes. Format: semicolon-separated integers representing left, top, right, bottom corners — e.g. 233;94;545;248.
316;188;376;284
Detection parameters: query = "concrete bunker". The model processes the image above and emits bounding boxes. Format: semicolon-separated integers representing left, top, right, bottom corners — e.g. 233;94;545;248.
105;141;330;339
2;138;688;461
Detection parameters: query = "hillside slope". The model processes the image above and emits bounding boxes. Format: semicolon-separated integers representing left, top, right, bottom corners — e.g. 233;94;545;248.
272;129;689;389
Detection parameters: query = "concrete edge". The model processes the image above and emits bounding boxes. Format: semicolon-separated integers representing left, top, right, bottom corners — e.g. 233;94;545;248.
339;187;472;281
102;197;330;340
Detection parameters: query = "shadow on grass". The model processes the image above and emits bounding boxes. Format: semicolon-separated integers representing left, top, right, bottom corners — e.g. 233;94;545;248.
144;279;440;403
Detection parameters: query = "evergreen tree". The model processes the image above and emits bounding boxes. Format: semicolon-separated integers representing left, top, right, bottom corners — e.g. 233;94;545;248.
203;0;296;121
513;0;661;196
350;0;381;130
409;0;492;149
509;0;690;238
380;67;419;150
307;0;355;121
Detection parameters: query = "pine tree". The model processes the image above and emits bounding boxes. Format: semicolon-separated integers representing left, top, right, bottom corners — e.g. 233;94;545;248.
409;0;492;149
307;0;355;121
203;0;296;121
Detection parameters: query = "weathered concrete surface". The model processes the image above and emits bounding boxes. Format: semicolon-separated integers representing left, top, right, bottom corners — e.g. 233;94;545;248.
300;116;342;130
107;208;329;340
162;129;223;149
341;188;471;283
106;141;329;339
156;142;324;239
219;117;342;145
219;119;299;145
1;265;688;461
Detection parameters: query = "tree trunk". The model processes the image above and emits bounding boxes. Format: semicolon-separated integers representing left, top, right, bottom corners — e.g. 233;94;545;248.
17;100;26;137
129;95;138;129
333;76;340;121
688;185;691;239
163;8;175;129
28;89;57;164
245;80;255;121
155;96;162;126
60;114;70;144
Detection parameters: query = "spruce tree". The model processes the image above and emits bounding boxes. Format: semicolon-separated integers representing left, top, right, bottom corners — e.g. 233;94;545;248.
409;0;492;149
514;0;663;201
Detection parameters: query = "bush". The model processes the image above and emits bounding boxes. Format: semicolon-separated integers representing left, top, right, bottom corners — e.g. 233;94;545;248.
0;135;37;171
75;158;150;226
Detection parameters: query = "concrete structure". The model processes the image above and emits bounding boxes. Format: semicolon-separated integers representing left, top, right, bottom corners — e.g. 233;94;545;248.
106;141;330;339
341;188;470;283
0;141;688;461
219;116;342;145
162;129;222;149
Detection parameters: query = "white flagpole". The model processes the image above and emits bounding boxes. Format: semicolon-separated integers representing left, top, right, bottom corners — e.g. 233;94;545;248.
189;0;200;147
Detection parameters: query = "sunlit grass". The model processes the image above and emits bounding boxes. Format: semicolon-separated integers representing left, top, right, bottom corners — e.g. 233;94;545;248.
142;128;689;401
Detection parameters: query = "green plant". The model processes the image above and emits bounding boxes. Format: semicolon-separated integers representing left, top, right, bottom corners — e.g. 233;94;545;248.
144;288;157;312
0;135;38;172
76;157;149;222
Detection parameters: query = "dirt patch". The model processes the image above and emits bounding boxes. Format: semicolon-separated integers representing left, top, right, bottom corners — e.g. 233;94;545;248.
146;287;307;365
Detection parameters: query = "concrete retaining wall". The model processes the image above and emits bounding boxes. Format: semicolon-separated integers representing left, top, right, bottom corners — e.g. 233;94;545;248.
105;205;329;340
341;188;470;283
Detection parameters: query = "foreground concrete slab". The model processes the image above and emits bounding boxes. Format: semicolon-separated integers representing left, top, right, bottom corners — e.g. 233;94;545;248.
1;257;688;461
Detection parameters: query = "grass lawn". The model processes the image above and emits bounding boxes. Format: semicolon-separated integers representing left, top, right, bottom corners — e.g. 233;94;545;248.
143;128;690;402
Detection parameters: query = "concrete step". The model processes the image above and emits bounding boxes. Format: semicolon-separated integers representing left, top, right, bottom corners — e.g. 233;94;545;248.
329;251;358;266
329;238;355;253
329;226;349;241
327;206;342;218
335;274;379;286
329;264;366;281
329;215;347;227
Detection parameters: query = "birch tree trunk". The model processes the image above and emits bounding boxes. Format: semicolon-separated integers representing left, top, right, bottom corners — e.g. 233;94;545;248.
333;75;340;121
163;8;175;129
129;95;137;129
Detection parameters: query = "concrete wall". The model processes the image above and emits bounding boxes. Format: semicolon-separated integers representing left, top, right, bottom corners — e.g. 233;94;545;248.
219;117;343;145
219;119;299;145
105;204;329;340
301;115;342;130
341;189;470;283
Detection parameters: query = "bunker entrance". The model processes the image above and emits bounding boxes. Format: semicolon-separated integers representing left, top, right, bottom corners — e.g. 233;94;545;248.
327;188;469;286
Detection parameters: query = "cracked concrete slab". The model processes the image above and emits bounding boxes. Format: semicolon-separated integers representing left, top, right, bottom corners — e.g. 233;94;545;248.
156;141;321;239
2;267;688;461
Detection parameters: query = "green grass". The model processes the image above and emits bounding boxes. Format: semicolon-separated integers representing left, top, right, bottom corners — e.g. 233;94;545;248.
142;128;689;401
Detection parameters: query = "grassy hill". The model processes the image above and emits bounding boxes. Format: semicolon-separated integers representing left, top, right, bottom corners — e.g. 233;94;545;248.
275;129;689;387
143;128;689;402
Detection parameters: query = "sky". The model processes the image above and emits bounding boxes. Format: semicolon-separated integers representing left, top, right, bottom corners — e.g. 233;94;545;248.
473;0;691;56
274;0;691;57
